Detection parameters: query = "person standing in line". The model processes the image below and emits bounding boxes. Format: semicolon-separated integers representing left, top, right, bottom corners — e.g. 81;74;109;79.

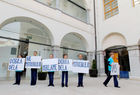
48;54;55;87
13;54;23;85
61;54;69;87
77;54;84;87
103;52;120;88
30;51;38;86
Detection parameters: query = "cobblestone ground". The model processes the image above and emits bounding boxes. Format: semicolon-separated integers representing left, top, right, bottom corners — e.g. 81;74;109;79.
0;77;140;95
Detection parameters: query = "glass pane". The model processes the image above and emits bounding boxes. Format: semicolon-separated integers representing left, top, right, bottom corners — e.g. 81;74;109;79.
0;38;19;80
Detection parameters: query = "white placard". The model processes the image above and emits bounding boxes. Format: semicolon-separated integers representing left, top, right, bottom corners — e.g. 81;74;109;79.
42;59;58;72
8;58;25;71
58;59;72;71
111;63;120;75
25;56;42;68
72;60;90;73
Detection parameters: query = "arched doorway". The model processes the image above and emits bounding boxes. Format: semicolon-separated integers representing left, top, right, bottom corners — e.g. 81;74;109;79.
104;46;130;78
103;33;130;78
0;17;53;80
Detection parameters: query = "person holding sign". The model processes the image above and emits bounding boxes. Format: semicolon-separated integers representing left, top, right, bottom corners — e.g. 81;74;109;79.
30;51;38;86
77;54;84;87
61;54;69;87
103;52;120;88
13;54;23;85
48;54;55;87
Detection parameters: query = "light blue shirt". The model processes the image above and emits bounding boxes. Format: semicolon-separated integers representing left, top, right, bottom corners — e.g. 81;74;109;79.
108;57;114;71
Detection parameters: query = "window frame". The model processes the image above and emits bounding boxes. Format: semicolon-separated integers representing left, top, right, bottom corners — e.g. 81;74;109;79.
103;0;119;19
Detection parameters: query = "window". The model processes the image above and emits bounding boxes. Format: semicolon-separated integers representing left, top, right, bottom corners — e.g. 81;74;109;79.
133;0;140;6
103;0;119;19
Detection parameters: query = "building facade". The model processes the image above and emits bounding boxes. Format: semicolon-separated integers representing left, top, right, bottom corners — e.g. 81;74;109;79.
96;0;140;78
0;0;95;80
0;0;140;80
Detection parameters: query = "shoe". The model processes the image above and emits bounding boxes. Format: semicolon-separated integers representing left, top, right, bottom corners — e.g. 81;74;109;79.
103;83;108;87
31;84;36;86
51;84;55;87
115;86;120;88
77;85;80;87
13;83;18;85
48;84;51;87
81;85;84;87
65;85;68;87
61;84;64;87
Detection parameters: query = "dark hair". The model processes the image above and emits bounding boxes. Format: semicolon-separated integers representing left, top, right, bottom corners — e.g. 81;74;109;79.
63;54;68;58
18;54;23;58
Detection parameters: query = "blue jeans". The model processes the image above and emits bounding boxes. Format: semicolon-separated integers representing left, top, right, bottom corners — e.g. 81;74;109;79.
31;69;37;85
48;72;54;85
62;71;68;86
15;72;21;84
78;73;84;86
104;71;119;87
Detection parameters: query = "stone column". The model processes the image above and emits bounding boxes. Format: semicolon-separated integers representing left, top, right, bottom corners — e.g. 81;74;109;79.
127;45;140;77
52;46;62;58
97;51;106;76
56;0;60;9
87;51;94;68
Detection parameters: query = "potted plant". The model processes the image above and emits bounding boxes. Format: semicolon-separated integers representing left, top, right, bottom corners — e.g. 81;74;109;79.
89;60;98;77
38;66;47;80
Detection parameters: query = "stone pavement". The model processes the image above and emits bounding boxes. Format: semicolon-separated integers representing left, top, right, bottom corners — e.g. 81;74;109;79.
0;77;140;95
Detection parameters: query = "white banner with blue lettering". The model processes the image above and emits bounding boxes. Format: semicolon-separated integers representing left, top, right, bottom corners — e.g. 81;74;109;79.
58;59;72;71
111;63;120;75
72;60;90;73
8;58;25;71
42;59;58;72
25;56;42;68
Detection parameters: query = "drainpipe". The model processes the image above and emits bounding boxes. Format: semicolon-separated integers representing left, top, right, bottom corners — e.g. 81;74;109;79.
93;0;97;68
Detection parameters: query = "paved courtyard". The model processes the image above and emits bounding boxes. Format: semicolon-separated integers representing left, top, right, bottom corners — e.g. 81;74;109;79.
0;77;140;95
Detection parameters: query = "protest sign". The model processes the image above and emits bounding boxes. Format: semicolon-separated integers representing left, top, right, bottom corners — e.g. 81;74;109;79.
72;60;90;73
58;59;72;71
8;58;25;71
111;63;120;75
42;59;58;72
25;56;42;68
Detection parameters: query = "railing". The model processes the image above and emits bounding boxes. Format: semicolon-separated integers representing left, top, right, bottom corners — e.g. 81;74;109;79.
35;0;88;23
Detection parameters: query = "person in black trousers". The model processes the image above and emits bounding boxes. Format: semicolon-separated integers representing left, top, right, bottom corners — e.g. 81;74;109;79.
48;54;55;87
61;54;69;87
77;54;84;87
13;54;23;85
31;51;38;86
103;52;120;88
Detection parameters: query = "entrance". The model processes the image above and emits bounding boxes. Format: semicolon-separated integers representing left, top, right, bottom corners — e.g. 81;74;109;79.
104;46;130;78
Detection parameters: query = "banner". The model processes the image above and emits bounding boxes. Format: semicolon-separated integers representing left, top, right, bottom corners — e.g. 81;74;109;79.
25;56;42;68
58;59;72;71
72;60;90;73
111;63;120;75
42;59;58;72
8;58;25;71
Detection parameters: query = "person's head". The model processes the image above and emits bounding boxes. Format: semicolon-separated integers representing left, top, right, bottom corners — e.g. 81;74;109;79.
78;54;83;60
49;54;54;59
18;54;23;58
109;52;114;58
63;54;68;59
33;51;37;56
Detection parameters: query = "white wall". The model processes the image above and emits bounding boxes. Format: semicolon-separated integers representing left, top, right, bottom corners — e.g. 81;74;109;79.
0;0;95;52
96;0;140;50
